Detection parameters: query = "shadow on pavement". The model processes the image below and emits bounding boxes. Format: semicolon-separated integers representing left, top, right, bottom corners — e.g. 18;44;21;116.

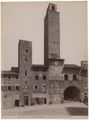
66;107;88;116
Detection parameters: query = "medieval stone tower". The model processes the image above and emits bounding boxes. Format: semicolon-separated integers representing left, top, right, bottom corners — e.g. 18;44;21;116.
44;3;60;66
18;40;32;106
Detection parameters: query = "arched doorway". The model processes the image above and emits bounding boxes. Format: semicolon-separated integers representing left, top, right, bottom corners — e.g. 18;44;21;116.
64;86;80;101
15;100;19;107
24;96;28;105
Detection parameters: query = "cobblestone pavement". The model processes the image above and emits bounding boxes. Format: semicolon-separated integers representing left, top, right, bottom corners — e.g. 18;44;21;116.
2;102;88;119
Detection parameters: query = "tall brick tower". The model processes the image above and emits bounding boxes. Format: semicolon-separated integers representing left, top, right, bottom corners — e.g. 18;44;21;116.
18;40;32;106
44;3;60;66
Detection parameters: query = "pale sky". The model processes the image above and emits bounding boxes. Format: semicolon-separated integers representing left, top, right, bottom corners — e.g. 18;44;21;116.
1;1;87;70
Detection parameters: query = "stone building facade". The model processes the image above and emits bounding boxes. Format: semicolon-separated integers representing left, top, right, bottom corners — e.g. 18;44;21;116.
1;3;88;109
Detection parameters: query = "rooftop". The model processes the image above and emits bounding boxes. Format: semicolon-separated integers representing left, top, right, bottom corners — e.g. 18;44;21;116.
62;64;81;74
64;64;80;68
1;71;18;75
32;64;48;68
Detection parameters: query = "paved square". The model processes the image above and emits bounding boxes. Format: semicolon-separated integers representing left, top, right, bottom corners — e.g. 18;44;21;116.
2;102;88;119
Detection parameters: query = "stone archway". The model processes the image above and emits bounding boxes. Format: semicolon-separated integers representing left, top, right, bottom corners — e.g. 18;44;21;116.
64;86;80;101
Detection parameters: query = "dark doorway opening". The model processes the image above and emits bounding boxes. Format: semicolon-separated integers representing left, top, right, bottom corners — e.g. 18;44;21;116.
43;98;46;104
15;100;19;107
24;96;28;105
35;98;40;104
64;86;80;101
35;98;47;104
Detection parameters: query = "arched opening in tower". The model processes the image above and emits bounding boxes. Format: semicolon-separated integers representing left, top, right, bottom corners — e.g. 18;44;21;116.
64;86;80;101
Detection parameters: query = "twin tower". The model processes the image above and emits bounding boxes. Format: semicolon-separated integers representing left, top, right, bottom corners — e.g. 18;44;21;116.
44;3;60;66
19;3;60;69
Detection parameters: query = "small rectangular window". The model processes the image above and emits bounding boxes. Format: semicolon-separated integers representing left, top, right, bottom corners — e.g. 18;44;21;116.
8;86;11;91
16;76;18;79
26;49;28;53
16;86;19;91
35;76;38;80
25;57;28;62
43;76;46;80
8;76;11;79
25;70;27;76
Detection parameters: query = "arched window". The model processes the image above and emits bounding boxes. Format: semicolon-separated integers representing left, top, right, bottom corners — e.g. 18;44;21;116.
34;85;38;90
42;84;46;91
64;74;68;80
73;75;77;80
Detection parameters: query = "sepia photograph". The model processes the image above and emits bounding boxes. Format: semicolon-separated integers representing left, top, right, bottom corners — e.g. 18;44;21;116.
1;1;88;119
